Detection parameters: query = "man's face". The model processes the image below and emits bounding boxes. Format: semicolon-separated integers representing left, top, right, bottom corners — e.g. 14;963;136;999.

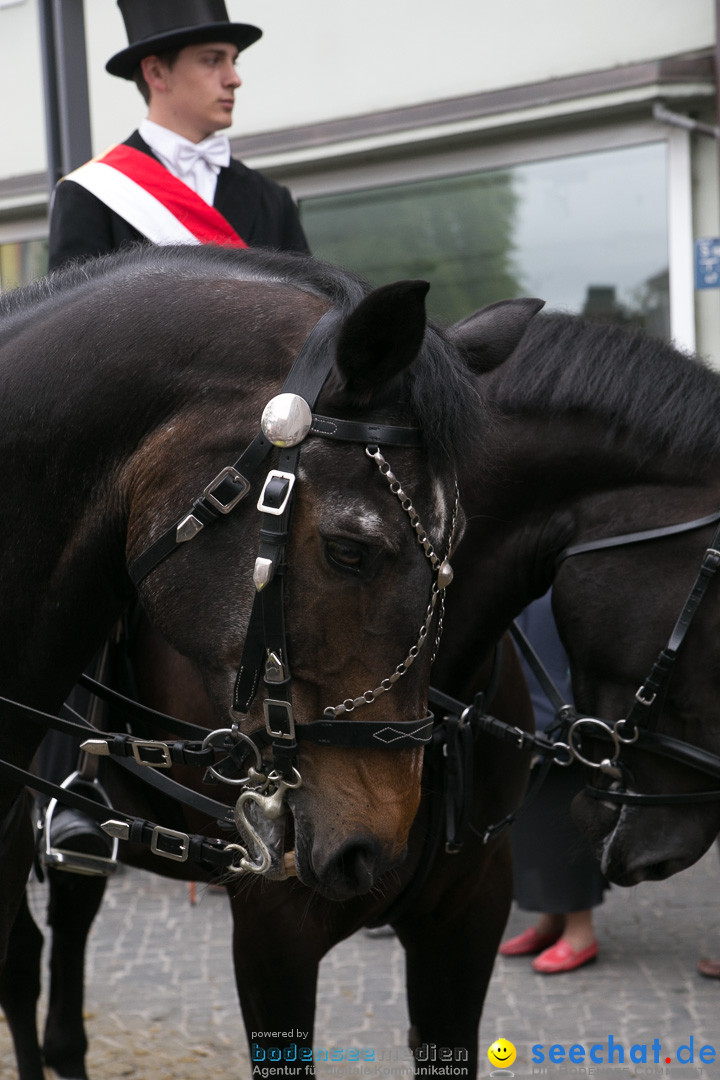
147;42;242;142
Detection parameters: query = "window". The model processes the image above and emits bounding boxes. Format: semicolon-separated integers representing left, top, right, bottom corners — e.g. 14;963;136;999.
300;142;669;336
0;238;48;291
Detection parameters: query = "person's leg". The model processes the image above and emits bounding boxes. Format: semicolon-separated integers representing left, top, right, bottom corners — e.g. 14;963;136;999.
499;912;564;956
559;908;596;951
532;907;598;973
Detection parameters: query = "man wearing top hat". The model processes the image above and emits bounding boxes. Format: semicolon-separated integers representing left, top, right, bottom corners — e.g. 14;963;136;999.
48;0;309;270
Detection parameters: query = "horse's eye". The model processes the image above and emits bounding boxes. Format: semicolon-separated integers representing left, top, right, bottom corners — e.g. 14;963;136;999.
325;538;365;573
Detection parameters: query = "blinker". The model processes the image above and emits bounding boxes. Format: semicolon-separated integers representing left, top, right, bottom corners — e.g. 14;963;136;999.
261;393;312;447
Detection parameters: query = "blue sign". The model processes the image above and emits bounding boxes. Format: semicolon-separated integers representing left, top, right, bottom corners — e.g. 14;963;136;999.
695;237;720;289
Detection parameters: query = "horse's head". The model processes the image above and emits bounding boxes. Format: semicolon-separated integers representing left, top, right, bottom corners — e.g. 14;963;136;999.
551;510;720;885
443;300;720;887
116;250;488;899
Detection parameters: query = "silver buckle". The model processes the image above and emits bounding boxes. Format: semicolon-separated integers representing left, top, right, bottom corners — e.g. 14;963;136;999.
635;686;657;707
203;466;250;513
131;740;173;768
150;825;190;862
257;471;295;517
264;698;296;741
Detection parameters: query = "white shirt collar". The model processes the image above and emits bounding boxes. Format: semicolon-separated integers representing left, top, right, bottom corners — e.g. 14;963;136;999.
138;119;230;204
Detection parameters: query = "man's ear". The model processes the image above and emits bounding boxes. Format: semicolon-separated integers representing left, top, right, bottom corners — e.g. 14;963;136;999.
140;54;169;94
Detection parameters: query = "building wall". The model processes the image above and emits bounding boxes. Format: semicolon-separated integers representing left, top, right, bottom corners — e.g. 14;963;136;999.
1;0;715;178
85;0;717;151
0;0;718;359
0;0;46;179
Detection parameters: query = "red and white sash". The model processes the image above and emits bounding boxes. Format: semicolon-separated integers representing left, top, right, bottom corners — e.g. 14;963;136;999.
63;144;247;247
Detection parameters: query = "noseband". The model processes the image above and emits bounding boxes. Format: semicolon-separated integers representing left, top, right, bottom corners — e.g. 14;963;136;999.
536;509;720;807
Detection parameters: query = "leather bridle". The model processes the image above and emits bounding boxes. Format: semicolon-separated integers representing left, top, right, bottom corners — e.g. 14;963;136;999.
127;307;457;775
505;508;720;809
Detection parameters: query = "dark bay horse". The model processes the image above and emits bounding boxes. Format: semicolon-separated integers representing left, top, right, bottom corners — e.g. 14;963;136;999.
0;252;539;1079
0;244;473;923
435;305;720;888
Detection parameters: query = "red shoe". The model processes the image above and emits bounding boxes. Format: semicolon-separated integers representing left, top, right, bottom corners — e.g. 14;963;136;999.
499;926;562;957
532;938;598;973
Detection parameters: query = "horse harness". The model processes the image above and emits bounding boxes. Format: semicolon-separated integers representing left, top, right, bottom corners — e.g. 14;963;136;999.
39;501;718;872
477;506;720;833
2;305;461;877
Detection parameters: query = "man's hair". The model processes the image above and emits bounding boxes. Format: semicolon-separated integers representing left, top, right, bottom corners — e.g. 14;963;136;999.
132;49;181;104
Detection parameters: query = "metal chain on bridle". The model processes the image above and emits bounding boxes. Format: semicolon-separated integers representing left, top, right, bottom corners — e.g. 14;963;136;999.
321;447;457;720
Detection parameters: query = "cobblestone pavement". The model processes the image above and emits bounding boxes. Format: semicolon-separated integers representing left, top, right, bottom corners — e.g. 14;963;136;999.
1;847;719;1080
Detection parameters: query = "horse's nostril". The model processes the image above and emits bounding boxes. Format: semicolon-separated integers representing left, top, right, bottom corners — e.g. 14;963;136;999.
313;837;386;899
336;845;375;893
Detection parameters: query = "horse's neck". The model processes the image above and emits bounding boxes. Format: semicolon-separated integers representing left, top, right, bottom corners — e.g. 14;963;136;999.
0;279;320;709
0;358;182;705
456;413;720;648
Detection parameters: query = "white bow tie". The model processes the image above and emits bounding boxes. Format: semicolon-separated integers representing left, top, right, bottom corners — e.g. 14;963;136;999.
173;135;230;176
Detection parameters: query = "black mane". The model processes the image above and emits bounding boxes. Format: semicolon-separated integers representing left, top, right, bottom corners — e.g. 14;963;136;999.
490;311;720;461
0;245;483;468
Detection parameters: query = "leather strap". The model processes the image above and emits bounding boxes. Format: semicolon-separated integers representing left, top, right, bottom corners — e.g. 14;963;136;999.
310;416;422;446
604;518;720;737
294;713;434;748
128;431;270;586
78;672;213;742
585;786;720;805
53;701;240;821
556;508;720;567
1;755;239;871
509;619;570;718
231;713;435;757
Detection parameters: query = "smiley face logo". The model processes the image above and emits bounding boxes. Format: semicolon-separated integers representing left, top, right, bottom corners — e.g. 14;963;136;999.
488;1038;517;1069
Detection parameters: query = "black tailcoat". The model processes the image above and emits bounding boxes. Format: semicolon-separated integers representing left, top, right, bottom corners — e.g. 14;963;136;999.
48;130;310;271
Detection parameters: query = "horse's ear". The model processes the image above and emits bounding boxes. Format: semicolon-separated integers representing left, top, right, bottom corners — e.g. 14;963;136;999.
332;280;430;400
448;297;545;374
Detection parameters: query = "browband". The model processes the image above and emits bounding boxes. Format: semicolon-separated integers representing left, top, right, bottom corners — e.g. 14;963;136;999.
310;415;423;446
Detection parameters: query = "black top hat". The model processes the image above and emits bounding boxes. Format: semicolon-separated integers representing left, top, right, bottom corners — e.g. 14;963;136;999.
106;0;262;79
